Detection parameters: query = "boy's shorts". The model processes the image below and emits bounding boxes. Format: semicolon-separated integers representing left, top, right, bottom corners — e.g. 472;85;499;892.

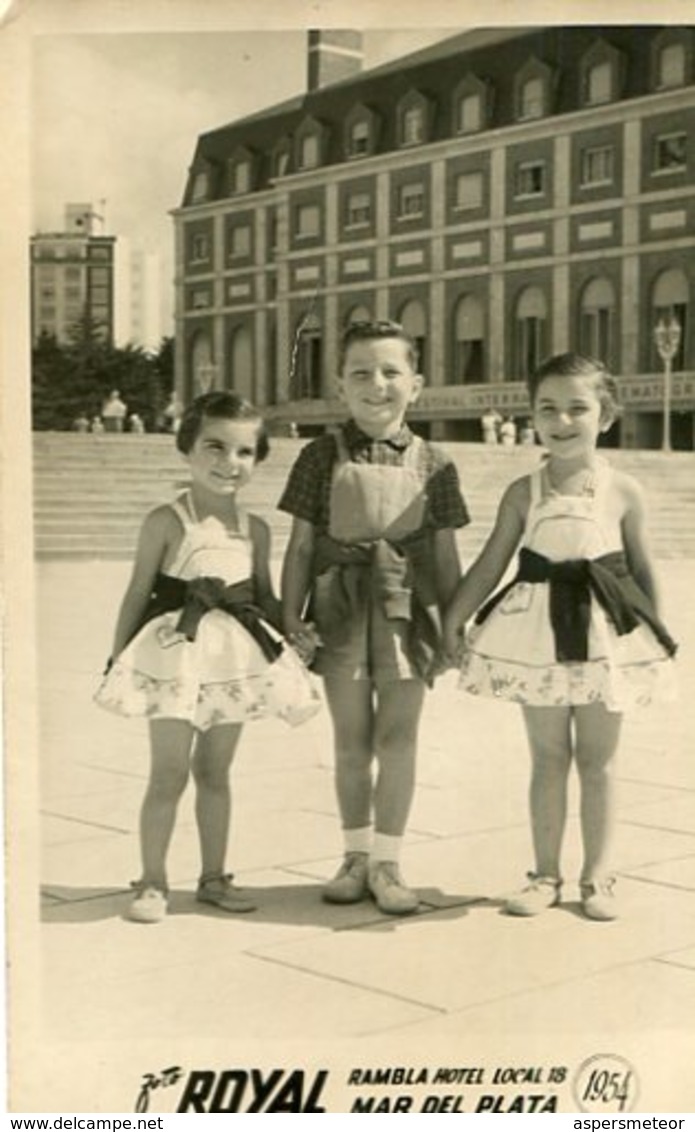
312;585;424;688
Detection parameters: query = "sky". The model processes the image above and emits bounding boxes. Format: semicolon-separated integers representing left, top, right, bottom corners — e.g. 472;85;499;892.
29;25;457;335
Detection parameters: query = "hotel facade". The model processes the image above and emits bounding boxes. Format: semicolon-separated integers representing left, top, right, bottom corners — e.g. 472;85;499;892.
172;26;695;448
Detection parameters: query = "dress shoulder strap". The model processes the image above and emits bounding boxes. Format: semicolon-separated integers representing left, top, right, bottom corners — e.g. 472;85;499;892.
170;492;194;529
529;464;545;507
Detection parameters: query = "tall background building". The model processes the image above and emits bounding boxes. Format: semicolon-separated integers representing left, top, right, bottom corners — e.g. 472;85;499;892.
31;203;115;344
172;26;695;449
31;203;165;352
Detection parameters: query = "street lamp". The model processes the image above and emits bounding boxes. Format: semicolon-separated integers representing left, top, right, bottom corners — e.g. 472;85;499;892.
653;316;681;452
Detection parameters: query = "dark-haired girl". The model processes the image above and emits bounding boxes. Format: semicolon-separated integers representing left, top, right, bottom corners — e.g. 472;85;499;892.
96;392;321;922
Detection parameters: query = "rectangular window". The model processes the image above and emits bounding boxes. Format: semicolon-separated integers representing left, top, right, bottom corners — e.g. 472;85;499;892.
90;267;109;285
397;182;425;218
514;161;545;198
65;266;81;281
190;234;209;262
192;290;210;309
580;145;614;186
346;192;371;227
88;248;110;261
296;204;320;238
454;171;483;211
652;132;687;173
457;93;481;133
65;285;82;300
229;225;251;259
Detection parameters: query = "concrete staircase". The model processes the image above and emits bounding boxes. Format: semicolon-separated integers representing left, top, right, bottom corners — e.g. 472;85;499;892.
33;432;695;561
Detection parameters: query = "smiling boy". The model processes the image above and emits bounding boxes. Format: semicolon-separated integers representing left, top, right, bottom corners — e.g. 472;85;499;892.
278;320;470;914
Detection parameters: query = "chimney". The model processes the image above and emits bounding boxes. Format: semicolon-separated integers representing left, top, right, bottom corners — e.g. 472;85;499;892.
307;30;363;91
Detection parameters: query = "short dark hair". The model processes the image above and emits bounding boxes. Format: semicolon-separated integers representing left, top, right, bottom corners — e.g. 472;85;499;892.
176;391;270;461
339;319;419;371
528;353;622;420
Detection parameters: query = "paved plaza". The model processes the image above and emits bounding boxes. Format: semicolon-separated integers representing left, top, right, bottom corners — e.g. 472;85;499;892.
16;515;695;1110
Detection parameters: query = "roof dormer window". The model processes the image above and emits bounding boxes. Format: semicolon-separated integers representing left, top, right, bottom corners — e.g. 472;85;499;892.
190;171;209;204
453;73;490;135
396;90;431;148
227;147;256;196
345;104;378;160
514;58;554;122
652;29;692;90
580;40;624;107
296;115;328;171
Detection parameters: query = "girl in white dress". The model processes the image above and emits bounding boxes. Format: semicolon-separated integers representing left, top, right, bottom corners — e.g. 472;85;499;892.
95;392;321;922
444;355;676;921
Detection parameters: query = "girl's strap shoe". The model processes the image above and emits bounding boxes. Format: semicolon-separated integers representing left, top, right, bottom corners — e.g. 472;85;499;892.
504;872;562;917
196;872;257;914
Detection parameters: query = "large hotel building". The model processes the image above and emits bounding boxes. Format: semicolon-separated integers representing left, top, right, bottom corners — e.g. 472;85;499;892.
172;26;695;448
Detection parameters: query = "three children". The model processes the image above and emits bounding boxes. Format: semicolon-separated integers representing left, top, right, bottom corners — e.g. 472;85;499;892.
97;332;676;925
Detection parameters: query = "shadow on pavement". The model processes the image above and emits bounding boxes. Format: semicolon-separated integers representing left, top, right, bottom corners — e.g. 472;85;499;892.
41;882;483;929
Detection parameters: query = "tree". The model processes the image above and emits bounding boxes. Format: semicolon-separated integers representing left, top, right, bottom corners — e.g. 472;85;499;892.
31;319;176;431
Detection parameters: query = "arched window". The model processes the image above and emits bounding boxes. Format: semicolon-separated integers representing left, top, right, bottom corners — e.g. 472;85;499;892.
398;300;427;372
580;278;616;367
453;295;485;384
228;326;253;400
290;311;323;399
514;287;547;381
345;304;372;326
652;269;688;372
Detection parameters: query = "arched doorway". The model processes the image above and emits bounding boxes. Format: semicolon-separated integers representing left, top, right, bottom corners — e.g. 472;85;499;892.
190;332;216;397
290;311;323;399
398;299;427;372
514;286;548;380
453;294;485;383
227;325;253;400
344;304;372;326
651;268;688;372
579;277;616;369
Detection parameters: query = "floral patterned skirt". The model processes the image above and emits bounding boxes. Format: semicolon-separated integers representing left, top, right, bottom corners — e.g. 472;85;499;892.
94;609;322;730
458;581;677;711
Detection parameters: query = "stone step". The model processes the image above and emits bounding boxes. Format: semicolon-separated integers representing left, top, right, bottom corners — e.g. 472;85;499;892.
33;433;695;560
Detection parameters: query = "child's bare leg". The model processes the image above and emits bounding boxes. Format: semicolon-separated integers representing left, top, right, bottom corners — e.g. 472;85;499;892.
574;702;622;883
522;705;573;879
191;723;243;879
140;719;193;887
373;679;425;836
323;677;374;831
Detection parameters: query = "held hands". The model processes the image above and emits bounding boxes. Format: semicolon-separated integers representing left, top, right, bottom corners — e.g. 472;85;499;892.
442;612;468;668
284;618;323;665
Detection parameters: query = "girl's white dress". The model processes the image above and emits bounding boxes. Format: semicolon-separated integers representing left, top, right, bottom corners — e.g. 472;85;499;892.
95;493;322;730
459;460;676;711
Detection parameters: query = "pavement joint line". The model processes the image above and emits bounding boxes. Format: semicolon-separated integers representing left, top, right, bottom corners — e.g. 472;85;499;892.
244;950;448;1016
621;871;695;892
621;819;695;838
618;776;695;795
77;762;148;781
41;886;128;905
652;955;695;972
40;809;131;835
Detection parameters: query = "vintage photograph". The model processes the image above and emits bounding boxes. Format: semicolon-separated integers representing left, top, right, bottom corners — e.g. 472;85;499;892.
3;0;695;1113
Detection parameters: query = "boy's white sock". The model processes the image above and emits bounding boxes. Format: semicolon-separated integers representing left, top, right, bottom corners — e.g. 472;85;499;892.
344;826;372;855
371;832;402;864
